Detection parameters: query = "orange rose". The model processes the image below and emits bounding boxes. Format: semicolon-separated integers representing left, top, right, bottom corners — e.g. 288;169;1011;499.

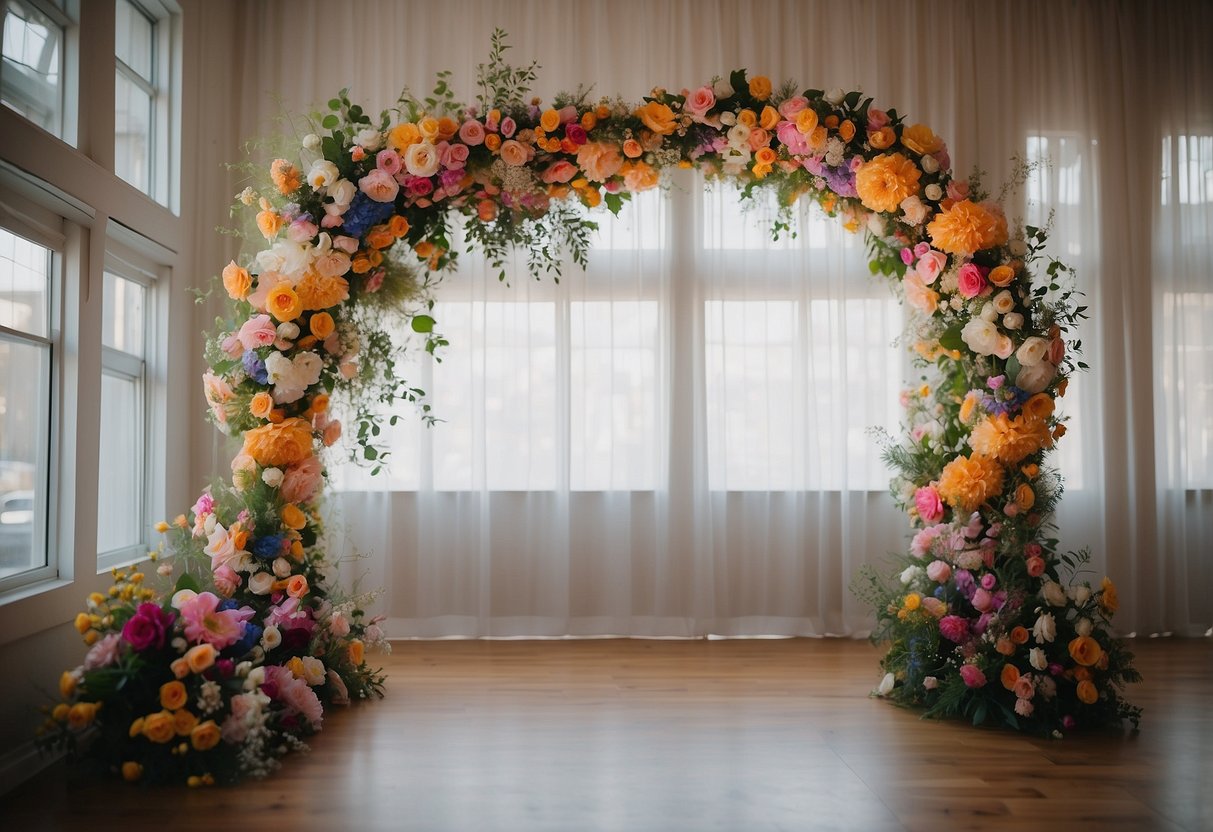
174;709;199;736
855;153;922;214
795;108;819;136
160;680;188;711
1022;394;1055;420
281;503;307;531
995;637;1015;656
759;106;780;131
1099;577;1119;615
185;643;216;674
270;159;301;194
222;261;251;300
484;133;502;152
622;139;643;159
868;126;895;150
1010;626;1030;645
310;393;330;414
366;227;394;250
389;215;410;237
1076;679;1099;705
1000;663;1020;690
348;639;365;665
927;200;1006;256
295;271;349;311
477;200;497;222
121;761;143;782
241;418;315;467
286;574;309;598
580;111;598;131
388;122;421;150
257;210;284;241
581;188;602;208
142;710;176;744
635;101;676;136
415;241;435;259
436;117;459;141
539;109;561;132
900;123;943;156
754;147;778;167
68;701;98;729
191;720;222;751
266;283;302;322
1068;636;1103;667
989;264;1015;287
309;312;335;339
737;109;757;128
250;392;274;420
748;75;773;101
1015;483;1036;510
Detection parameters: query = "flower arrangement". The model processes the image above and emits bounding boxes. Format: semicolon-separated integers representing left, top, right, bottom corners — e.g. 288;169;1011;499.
38;32;1138;782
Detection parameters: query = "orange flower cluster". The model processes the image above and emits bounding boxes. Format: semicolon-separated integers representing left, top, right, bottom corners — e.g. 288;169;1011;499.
968;412;1053;465
937;453;1005;513
926;199;1009;255
855;153;922;214
241;418;315;467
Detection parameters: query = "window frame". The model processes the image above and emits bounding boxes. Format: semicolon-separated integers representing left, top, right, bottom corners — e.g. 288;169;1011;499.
0;0;73;140
113;0;176;208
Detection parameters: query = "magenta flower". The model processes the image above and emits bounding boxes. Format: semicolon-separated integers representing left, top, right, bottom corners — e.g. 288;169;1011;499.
938;614;970;643
959;664;987;688
121;603;176;652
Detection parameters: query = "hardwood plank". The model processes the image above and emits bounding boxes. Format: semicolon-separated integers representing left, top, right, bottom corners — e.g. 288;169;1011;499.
1;638;1209;831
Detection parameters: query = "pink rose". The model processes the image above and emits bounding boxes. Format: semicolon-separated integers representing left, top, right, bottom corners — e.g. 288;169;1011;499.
575;141;624;183
333;235;360;254
376;149;402;175
903;271;939;315
939;614;970;643
221;333;243;358
287;218;318;243
747;127;770;152
500;116;516;138
900;195;931;226
926;560;952;583
358;168;399;203
914;485;944;523
1014;698;1034;717
281;455;324;504
327;669;350;705
565;123;588;146
1025;556;1046;577
778;96;809;118
84;633;123;670
213;565;241;597
959;664;987;688
238;314;277;350
921;596;946;617
685;85;716;117
444;143;470;169
916;250;947;284
459;120;486;146
946;179;970;201
971;587;994;612
867;108;891;131
541;160;578;184
499;139;529;167
956;262;988;298
1013;675;1035;700
1048;337;1065;365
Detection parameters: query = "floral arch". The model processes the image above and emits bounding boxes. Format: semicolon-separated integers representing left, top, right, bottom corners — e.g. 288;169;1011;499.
43;36;1139;785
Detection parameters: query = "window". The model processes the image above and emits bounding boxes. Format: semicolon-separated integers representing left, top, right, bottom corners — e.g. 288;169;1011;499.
0;224;54;587
0;0;68;138
97;248;154;568
115;0;173;205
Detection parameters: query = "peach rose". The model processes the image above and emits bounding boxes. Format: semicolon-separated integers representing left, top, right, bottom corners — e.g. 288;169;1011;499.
286;574;309;598
575;141;624;183
241;418;315;467
499;139;529;167
222;261;251;300
186;642;216;674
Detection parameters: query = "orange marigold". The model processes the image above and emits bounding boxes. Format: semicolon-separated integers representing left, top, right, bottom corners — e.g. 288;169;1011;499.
855;153;922;214
241;418;314;468
295;270;350;311
927;199;1007;255
968;413;1053;465
937;454;1005;513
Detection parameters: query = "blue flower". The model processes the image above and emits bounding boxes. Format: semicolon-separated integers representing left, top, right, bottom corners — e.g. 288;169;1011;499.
341;191;396;238
230;622;263;656
242;350;268;384
251;534;284;561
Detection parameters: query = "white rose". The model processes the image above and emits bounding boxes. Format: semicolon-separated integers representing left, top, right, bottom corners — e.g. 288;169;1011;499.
1029;647;1047;670
923;676;938;690
867;213;886;236
980;303;999;322
719;110;737;126
713;78;735;99
877;672;895;696
171;588;198;609
1037;676;1057;699
1075;617;1093;637
1033;612;1057;643
272;557;292;578
248;571;275;595
1002;311;1024;331
261;467;284;488
1016;336;1050;367
920;154;940;174
1009;238;1029;257
900;565;923;586
1071;585;1091;605
825;87;845;106
992;290;1015;315
301;656;327;686
203;513;217;535
727;123;752;149
244;666;266;691
302;133;321;151
307;160;340;192
404;142;440;177
1015;360;1057;394
260;626;282;650
275;321;300;340
355;128;383;151
1041;580;1067;607
924;183;943;201
961;318;1002;356
328;179;357;208
235;660;252;677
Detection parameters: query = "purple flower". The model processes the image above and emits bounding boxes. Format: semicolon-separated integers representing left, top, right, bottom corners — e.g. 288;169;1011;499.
242;350;268;384
954;569;976;600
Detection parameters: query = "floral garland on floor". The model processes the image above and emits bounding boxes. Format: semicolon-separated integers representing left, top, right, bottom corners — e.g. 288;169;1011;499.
38;34;1138;785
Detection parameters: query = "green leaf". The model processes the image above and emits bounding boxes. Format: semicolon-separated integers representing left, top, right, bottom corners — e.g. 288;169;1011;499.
604;192;624;216
843;90;861;109
364;446;378;460
939;324;964;352
321;114;339;129
328;99;341;111
728;69;747;95
172;573;201;595
411;314;436;333
1005;354;1023;384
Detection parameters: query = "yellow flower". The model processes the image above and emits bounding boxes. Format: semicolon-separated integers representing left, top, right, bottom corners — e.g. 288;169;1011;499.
190;720;222;751
241;418;314;467
121;761;143;782
143;710;176;743
1099;577;1119;615
160;680;188;711
539;109;560;132
748;75;773;101
387;122;421;150
417;116;440;139
900;123;943;156
795;108;819;135
937;454;1005;513
174;709;199;736
759;105;780;130
52;703;70;723
855;153;922;214
266;283;303;322
59;671;77;699
281;503;307;531
968;412;1052;465
903;593;921;611
74;612;91;634
635;101;676;136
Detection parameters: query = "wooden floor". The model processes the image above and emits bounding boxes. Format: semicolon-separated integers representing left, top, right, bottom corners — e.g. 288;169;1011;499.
3;638;1210;831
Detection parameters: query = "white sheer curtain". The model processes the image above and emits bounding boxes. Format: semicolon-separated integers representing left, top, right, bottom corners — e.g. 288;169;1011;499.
218;0;1213;637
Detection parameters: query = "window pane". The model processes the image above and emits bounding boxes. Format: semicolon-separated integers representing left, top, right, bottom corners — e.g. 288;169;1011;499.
97;371;142;555
0;0;63;136
102;271;145;354
0;225;50;337
0;336;48;579
571;300;660;490
115;70;153;195
115;0;153;81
